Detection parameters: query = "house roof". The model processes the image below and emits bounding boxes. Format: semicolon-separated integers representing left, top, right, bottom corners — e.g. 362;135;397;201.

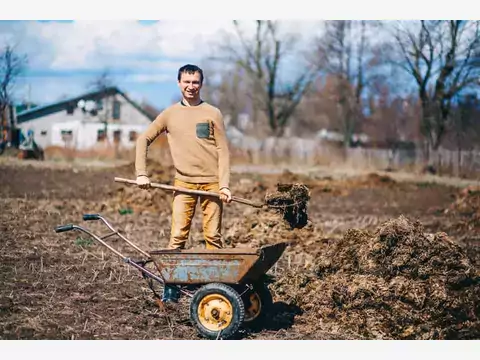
16;86;157;123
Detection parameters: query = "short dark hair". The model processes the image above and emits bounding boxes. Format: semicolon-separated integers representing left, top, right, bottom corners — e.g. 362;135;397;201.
177;64;204;84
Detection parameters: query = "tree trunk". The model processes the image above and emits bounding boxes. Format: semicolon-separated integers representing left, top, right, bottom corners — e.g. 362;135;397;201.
427;144;440;174
273;125;285;138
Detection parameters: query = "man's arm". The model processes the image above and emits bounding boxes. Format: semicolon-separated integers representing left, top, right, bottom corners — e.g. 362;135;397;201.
213;109;231;202
135;112;168;178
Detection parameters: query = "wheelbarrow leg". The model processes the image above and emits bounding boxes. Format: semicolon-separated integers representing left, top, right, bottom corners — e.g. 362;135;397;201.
162;285;181;303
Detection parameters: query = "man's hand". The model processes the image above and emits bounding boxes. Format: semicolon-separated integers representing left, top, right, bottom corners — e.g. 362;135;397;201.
136;175;151;189
219;187;232;203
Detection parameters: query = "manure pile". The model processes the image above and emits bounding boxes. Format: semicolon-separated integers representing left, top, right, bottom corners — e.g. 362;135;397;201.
108;161;174;213
270;215;480;340
448;185;480;231
265;183;311;229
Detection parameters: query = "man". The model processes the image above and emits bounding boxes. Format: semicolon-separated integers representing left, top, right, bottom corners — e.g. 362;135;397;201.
135;64;232;301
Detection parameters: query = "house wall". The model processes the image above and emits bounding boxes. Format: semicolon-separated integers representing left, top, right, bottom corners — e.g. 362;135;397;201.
17;115;58;149
49;121;148;150
17;93;152;150
111;94;154;125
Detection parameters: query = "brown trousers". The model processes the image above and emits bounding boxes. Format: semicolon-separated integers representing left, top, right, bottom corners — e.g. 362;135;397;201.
168;179;224;250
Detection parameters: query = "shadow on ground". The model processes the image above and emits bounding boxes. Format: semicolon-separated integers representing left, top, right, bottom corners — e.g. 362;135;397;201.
232;301;303;339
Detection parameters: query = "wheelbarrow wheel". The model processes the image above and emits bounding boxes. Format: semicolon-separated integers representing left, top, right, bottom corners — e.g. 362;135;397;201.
242;282;273;329
190;283;245;340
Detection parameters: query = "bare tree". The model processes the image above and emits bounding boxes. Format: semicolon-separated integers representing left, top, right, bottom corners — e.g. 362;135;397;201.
213;20;318;137
86;68;117;144
88;68;115;91
201;63;251;131
88;68;116;121
215;65;244;128
391;20;480;165
0;43;27;145
449;93;480;175
315;20;383;147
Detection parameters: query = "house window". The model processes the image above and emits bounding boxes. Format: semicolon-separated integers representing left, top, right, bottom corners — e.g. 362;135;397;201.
113;130;122;143
66;103;75;115
97;129;106;142
40;130;47;136
61;129;73;142
129;131;137;142
112;100;121;120
96;99;103;111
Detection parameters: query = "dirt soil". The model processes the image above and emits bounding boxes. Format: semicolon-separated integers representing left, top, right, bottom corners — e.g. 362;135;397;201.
1;160;479;340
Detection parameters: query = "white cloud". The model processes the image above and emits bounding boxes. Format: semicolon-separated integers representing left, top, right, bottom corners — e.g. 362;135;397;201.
124;73;172;83
155;20;234;58
123;59;185;70
1;20;325;106
0;20;323;71
1;20;228;70
30;20;164;69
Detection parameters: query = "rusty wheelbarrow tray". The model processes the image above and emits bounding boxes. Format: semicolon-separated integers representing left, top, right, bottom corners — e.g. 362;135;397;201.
55;213;288;340
149;243;286;285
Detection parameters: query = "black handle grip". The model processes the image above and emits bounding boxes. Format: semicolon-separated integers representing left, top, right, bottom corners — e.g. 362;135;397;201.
55;224;74;233
83;214;100;221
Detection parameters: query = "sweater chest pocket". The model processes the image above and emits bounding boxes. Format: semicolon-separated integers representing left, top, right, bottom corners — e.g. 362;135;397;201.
196;121;214;140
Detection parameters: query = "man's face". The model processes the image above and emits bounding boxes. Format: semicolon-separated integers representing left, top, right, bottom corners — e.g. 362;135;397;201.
178;71;202;100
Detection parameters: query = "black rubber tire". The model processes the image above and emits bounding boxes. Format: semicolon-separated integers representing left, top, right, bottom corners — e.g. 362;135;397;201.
190;283;245;340
242;282;274;329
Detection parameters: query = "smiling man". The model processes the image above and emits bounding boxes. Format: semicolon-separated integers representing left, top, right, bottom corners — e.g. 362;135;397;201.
135;63;232;250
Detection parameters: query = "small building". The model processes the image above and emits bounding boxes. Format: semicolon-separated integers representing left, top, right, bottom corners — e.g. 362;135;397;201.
15;87;156;151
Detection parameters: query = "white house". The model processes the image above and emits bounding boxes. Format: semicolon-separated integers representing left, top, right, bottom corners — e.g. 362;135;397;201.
16;87;155;151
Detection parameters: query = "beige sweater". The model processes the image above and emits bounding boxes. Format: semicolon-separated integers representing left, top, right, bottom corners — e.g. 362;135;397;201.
135;101;230;189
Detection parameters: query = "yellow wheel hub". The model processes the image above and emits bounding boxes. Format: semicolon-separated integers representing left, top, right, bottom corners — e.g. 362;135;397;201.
197;294;233;331
245;292;261;321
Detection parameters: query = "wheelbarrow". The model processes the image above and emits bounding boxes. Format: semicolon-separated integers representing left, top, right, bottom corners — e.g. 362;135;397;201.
54;214;287;340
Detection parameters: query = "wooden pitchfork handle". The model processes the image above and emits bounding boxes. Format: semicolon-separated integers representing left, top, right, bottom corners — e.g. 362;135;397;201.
114;177;266;209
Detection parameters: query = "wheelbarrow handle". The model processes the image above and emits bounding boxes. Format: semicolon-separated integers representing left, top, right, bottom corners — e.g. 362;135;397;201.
114;177;265;209
83;214;100;221
55;224;74;233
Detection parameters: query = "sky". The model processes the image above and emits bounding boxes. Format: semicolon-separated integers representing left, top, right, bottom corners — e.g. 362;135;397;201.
0;20;323;111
